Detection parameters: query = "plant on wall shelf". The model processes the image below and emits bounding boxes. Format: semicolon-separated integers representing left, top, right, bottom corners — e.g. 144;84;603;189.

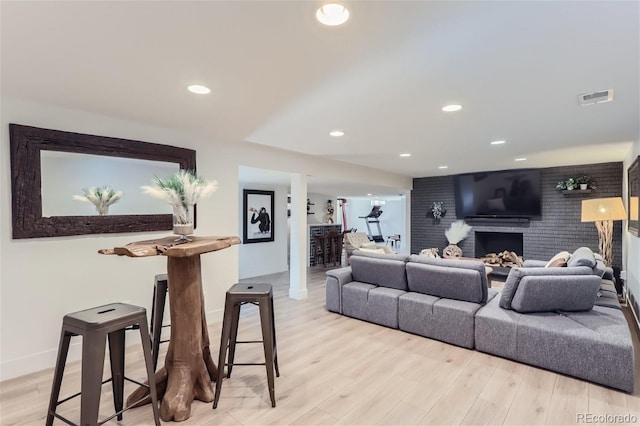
576;175;597;190
556;175;596;191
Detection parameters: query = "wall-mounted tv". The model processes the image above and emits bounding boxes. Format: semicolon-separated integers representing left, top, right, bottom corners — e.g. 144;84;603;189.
454;169;542;218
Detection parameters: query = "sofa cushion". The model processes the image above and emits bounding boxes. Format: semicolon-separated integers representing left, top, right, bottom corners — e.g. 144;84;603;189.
350;251;408;290
499;266;594;310
566;246;596;268
509;274;601;313
406;255;488;303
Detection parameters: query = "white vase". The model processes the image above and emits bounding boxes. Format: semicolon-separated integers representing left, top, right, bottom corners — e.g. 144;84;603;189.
173;204;194;240
96;205;109;216
580;184;588;190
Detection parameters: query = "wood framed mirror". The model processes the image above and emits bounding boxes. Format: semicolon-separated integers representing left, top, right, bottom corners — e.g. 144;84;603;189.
10;124;196;239
628;155;639;237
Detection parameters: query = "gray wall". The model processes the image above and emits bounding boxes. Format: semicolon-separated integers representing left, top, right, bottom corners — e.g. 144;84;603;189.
411;162;623;270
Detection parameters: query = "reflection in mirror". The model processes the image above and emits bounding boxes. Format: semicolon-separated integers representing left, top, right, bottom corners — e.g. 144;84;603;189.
41;151;179;217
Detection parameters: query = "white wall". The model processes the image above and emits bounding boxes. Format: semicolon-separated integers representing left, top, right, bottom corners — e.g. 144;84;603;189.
623;141;640;322
0;97;412;380
238;184;289;279
307;193;339;225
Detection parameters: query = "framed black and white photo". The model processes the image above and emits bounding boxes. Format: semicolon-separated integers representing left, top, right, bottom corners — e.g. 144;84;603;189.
243;189;274;243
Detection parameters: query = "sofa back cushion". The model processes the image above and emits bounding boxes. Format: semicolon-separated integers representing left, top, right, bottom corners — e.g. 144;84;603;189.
406;255;488;303
500;266;600;312
567;246;596;269
350;251;409;290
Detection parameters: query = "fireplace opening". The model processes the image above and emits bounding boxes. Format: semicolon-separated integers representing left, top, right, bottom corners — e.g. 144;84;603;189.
475;231;524;278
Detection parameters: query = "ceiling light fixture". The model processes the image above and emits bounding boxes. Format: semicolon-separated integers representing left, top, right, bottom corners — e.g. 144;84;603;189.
187;85;210;94
438;165;448;169
400;153;411;157
491;140;506;145
316;4;350;26
442;104;462;112
515;157;527;162
329;130;344;137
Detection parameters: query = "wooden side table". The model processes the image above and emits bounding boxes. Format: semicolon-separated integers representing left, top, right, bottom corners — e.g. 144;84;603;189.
99;235;240;422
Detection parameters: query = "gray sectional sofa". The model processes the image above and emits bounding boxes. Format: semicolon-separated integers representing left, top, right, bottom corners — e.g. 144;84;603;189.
325;248;635;393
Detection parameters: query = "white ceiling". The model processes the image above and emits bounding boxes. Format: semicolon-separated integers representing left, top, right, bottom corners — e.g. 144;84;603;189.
2;1;638;189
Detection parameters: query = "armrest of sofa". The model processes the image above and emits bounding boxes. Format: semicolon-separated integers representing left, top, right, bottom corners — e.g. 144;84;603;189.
325;267;353;314
522;259;547;268
326;267;353;286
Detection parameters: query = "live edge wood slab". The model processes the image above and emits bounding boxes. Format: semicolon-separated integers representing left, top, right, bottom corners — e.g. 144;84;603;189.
99;236;240;422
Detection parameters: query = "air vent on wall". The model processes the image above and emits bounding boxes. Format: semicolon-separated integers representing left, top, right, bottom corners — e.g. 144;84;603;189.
578;89;614;106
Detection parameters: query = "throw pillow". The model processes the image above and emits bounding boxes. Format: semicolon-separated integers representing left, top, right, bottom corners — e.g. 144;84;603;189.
359;248;386;254
545;251;571;268
360;241;379;249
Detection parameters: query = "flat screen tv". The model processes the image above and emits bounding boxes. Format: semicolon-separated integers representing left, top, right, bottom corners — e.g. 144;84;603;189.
454;169;541;218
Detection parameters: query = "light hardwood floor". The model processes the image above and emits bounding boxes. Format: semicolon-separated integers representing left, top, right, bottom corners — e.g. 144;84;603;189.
1;266;639;425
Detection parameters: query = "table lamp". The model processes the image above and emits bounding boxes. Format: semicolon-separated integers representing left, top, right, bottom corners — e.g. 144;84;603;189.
581;197;627;266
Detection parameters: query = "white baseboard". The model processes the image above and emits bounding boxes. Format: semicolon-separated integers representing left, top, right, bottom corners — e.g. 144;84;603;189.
289;287;309;300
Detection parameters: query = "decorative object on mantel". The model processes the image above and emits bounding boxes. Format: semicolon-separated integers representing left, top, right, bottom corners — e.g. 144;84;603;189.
556;175;596;191
581;197;626;266
419;247;441;258
142;170;217;240
73;186;123;215
428;201;446;224
443;220;472;258
323;200;335;223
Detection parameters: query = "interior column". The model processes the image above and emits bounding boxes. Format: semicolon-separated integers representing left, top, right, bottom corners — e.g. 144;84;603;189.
289;173;308;299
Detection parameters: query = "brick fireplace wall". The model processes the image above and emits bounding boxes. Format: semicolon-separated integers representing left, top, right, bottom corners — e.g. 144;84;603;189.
411;162;624;272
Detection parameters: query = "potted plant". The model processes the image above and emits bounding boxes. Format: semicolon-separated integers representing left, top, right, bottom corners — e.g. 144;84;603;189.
142;170;217;240
556;177;579;191
443;220;472;258
576;175;596;190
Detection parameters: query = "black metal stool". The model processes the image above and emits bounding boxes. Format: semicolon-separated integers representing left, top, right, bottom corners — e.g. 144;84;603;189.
213;283;279;409
150;274;169;371
46;303;161;426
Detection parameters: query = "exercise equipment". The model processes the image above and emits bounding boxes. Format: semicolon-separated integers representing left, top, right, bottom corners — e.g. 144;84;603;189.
360;206;385;242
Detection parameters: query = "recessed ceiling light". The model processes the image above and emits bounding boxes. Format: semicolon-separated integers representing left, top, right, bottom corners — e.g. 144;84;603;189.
442;104;462;112
329;130;344;137
367;193;372;196
491;140;506;145
399;153;411;157
438;165;448;169
515;157;527;162
316;4;350;26
187;84;210;94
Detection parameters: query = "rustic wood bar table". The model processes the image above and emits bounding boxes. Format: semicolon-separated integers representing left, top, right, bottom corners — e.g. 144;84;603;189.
99;235;240;422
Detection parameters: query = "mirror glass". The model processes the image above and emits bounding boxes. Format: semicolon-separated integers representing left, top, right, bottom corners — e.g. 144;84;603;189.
41;151;179;216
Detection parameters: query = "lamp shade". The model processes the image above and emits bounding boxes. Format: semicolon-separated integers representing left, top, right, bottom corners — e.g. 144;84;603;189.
581;197;627;222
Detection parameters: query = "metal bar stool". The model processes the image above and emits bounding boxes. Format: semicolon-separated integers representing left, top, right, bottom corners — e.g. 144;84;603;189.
150;274;169;371
46;303;160;426
213;283;279;409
